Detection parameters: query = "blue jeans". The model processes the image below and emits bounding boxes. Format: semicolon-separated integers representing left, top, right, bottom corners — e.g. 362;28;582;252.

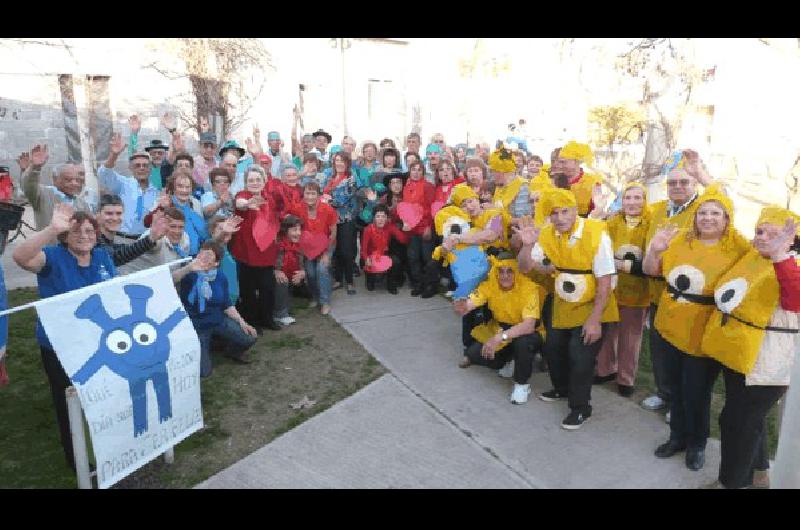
195;315;257;378
305;255;332;306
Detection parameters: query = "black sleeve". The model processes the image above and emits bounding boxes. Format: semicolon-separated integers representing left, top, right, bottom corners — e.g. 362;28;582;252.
161;160;174;180
111;236;157;266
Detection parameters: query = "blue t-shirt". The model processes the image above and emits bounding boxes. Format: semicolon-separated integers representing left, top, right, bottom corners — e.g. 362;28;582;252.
36;245;116;349
179;270;232;329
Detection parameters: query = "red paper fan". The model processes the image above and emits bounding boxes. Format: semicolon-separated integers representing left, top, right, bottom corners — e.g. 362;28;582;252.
365;254;392;273
430;201;445;218
397;202;423;229
253;208;279;252
299;230;330;260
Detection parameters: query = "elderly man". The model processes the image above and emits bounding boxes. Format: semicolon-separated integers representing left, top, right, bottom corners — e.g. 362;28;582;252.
517;188;619;430
401;132;422;171
555;141;605;218
424;144;443;184
265;131;291;177
292;133;315;170
489;147;530;220
193;131;221;193
20;144;96;230
98;133;161;238
126;114;183;191
639;149;717;414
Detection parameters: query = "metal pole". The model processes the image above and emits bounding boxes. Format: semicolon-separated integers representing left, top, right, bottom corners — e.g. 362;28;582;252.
163;447;175;464
340;38;348;137
66;386;93;489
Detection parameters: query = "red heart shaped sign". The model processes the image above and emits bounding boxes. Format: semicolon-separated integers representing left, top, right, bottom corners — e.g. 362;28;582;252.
253;207;279;252
430;201;445;218
299;230;330;260
365;254;392;273
397;202;423;229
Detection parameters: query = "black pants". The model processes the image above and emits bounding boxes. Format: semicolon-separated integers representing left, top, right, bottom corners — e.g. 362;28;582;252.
365;253;402;291
40;346;77;471
237;262;276;327
719;366;785;488
465;332;542;385
663;338;721;450
462;306;492;348
388;238;410;286
544;324;608;413
406;234;434;289
648;304;672;402
334;220;357;286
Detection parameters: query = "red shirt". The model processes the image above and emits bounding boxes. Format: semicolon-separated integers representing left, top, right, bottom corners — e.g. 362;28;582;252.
774;258;800;312
361;223;410;260
280;182;303;209
277;237;303;278
402;177;435;235
230;188;283;267
288;201;338;239
434;177;465;205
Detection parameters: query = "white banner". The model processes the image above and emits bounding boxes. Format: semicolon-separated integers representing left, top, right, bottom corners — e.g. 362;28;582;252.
36;263;203;489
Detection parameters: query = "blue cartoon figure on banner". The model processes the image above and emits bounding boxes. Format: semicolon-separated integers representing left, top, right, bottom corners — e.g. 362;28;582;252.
71;284;188;437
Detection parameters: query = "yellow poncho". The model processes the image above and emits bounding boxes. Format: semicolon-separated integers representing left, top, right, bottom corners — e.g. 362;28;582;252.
469;257;541;351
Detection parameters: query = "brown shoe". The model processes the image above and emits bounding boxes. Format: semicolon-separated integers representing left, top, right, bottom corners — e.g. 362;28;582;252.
458;357;472;369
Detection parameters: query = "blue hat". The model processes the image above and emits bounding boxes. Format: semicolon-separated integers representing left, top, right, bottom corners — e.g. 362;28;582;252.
267;131;281;141
219;140;245;158
451;246;490;299
330;145;343;155
425;143;442;154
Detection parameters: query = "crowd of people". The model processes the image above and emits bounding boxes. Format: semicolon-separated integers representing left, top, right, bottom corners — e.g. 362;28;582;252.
2;111;799;490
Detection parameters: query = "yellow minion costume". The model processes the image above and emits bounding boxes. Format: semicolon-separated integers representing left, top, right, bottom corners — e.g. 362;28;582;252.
606;183;650;308
527;170;554;229
447;183;511;251
432;204;473;264
653;185;751;357
559;141;603;217
700;206;800;375
489;147;525;217
469;255;541;352
536;188;619;329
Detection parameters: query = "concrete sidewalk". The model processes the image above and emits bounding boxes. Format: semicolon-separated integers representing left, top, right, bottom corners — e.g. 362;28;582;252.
199;286;721;489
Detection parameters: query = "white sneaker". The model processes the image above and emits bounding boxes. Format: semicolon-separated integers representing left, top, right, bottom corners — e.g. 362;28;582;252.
444;291;455;299
498;360;514;378
277;316;296;326
510;383;531;404
665;411;671;424
641;395;667;411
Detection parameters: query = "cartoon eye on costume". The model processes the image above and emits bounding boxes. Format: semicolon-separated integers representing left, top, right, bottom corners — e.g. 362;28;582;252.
715;277;748;313
106;329;132;355
555;273;587;303
132;322;158;346
615;244;642;262
666;265;706;302
443;216;471;238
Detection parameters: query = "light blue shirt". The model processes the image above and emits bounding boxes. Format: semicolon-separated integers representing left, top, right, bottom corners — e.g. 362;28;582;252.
229;156;255;196
200;190;234;219
97;166;160;236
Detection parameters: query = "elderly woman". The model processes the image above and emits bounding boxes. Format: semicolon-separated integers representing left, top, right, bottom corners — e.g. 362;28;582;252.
146;172;208;255
699;208;800;488
643;185;751;470
454;253;542;405
402;160;436;296
323;151;360;295
464;157;487;195
231;165;285;332
595;183;651;397
13;204;116;471
201;168;235;219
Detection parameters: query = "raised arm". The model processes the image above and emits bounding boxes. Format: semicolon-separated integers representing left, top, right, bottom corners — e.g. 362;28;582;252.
643;226;679;277
21;144;50;207
13;203;74;273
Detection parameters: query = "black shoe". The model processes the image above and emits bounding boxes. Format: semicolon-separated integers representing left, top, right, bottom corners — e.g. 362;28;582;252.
388;287;398;295
420;287;437;299
264;321;282;331
410;286;422;296
224;352;252;365
618;384;635;397
538;389;567;402
654;440;687;458
353;264;361;277
561;409;591;430
593;373;617;384
686;448;705;471
366;281;375;291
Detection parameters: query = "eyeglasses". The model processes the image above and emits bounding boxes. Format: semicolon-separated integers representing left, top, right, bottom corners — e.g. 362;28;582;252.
132;163;149;168
666;179;692;188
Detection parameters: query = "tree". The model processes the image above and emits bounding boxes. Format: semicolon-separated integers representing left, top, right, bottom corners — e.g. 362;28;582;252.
145;38;273;140
588;103;645;157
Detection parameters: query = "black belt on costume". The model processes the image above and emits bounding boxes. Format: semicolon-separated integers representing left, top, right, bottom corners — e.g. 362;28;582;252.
497;321;514;331
666;284;715;305
719;310;799;334
555;267;593;275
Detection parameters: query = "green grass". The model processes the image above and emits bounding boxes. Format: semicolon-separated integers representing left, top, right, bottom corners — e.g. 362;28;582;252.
636;327;781;458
